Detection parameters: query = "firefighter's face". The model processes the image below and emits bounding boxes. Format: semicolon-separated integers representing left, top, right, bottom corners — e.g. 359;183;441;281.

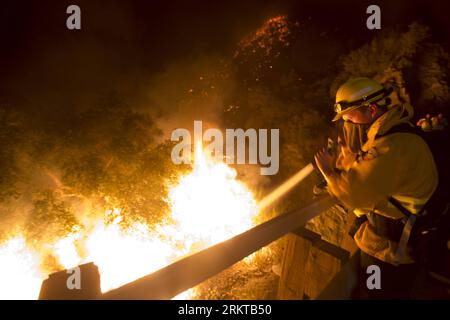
342;104;378;124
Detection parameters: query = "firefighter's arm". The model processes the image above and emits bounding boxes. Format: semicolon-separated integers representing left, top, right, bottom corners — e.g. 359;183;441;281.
316;144;399;211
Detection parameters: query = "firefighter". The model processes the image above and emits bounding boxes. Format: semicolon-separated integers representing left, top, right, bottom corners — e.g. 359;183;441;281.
431;113;448;131
417;114;432;131
314;77;438;299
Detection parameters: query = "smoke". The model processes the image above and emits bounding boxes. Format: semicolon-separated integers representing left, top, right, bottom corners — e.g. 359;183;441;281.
144;55;232;141
3;4;448;284
0;2;294;259
0;11;334;252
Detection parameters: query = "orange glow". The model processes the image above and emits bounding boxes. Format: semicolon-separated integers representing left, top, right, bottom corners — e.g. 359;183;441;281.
0;144;259;299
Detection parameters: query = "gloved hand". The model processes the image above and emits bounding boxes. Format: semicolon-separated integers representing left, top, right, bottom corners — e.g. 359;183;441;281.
348;215;368;238
313;179;328;197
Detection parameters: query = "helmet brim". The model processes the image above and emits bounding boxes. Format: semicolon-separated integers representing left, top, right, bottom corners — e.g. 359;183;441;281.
332;105;362;122
332;87;393;122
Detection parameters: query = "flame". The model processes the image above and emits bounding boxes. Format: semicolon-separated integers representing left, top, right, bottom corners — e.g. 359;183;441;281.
54;228;82;269
0;144;259;299
83;212;176;293
169;143;258;246
0;236;44;299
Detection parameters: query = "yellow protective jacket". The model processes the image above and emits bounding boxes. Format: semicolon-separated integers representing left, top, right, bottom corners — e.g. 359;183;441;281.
328;104;438;265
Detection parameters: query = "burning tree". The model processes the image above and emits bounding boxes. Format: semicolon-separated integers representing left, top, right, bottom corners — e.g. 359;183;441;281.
1;11;450;301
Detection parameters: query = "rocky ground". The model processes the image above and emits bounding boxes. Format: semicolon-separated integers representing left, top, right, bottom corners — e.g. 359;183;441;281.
192;241;283;300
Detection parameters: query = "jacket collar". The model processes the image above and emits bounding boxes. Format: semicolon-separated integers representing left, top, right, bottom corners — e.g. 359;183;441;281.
362;103;414;152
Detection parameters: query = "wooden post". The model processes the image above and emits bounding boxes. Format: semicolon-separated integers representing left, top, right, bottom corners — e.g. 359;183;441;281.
277;227;350;300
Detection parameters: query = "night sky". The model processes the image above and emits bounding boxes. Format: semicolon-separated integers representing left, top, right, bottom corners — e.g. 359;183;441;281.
1;0;450;116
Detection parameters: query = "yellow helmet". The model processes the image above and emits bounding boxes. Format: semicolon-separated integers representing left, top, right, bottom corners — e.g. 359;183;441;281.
333;77;392;121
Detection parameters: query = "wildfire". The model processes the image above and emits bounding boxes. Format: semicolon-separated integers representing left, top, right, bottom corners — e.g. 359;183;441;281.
169;144;258;246
0;144;259;299
0;236;44;300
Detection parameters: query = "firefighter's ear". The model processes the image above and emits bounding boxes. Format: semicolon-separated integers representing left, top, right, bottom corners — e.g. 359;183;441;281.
369;104;378;117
